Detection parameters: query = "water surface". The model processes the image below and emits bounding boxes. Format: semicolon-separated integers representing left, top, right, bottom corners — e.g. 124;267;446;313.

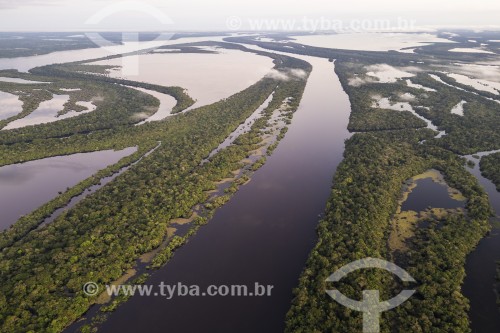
0;148;136;230
89;48;274;108
463;151;500;333
3;95;96;130
401;177;465;212
0;36;227;72
98;55;352;333
449;48;495;54
291;33;454;52
204;92;274;161
131;87;177;124
447;73;500;95
0;91;23;120
0;77;49;84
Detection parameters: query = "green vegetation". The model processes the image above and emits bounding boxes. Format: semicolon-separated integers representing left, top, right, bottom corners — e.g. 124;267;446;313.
334;63;428;132
0;69;194;166
30;64;195;114
285;129;491;333
0;32;97;58
0;45;310;332
231;34;500;153
410;73;500;154
283;45;497;332
480;152;500;191
0;144;154;249
251;156;267;171
1;32;499;332
74;65;310;329
0;75;160;136
0;32;208;58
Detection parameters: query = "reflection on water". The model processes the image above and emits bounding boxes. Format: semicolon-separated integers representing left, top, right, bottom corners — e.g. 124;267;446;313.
401;178;465;212
449;48;495;55
365;63;414;83
0;148;136;231
372;97;446;138
429;73;500;105
89;48;274;108
451;100;466;116
463;151;500;333
204;92;275;162
447;72;500;95
3;95;96;130
465;151;500;208
0;36;227;72
406;79;436;92
39;143;159;228
130;87;177;124
0;91;23;120
0;77;49;84
291;33;455;52
99;55;352;333
449;62;500;83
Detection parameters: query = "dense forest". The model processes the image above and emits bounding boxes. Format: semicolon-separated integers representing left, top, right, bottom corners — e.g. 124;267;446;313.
0;33;97;58
0;45;311;332
480;152;500;191
1;32;499;333
278;42;498;332
0;32;218;58
285;129;491;332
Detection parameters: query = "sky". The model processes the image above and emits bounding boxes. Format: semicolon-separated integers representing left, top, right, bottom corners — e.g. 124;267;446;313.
0;0;500;32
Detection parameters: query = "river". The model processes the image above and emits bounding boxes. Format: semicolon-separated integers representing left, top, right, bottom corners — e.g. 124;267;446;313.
96;55;352;332
0;36;227;72
0;147;136;231
88;48;274;109
4;34;497;332
462;151;500;333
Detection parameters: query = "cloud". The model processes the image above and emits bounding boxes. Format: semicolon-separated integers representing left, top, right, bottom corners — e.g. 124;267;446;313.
398;92;416;101
289;68;307;79
450;63;500;81
348;76;376;87
130;112;150;121
348;64;422;86
265;68;307;81
365;64;415;83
